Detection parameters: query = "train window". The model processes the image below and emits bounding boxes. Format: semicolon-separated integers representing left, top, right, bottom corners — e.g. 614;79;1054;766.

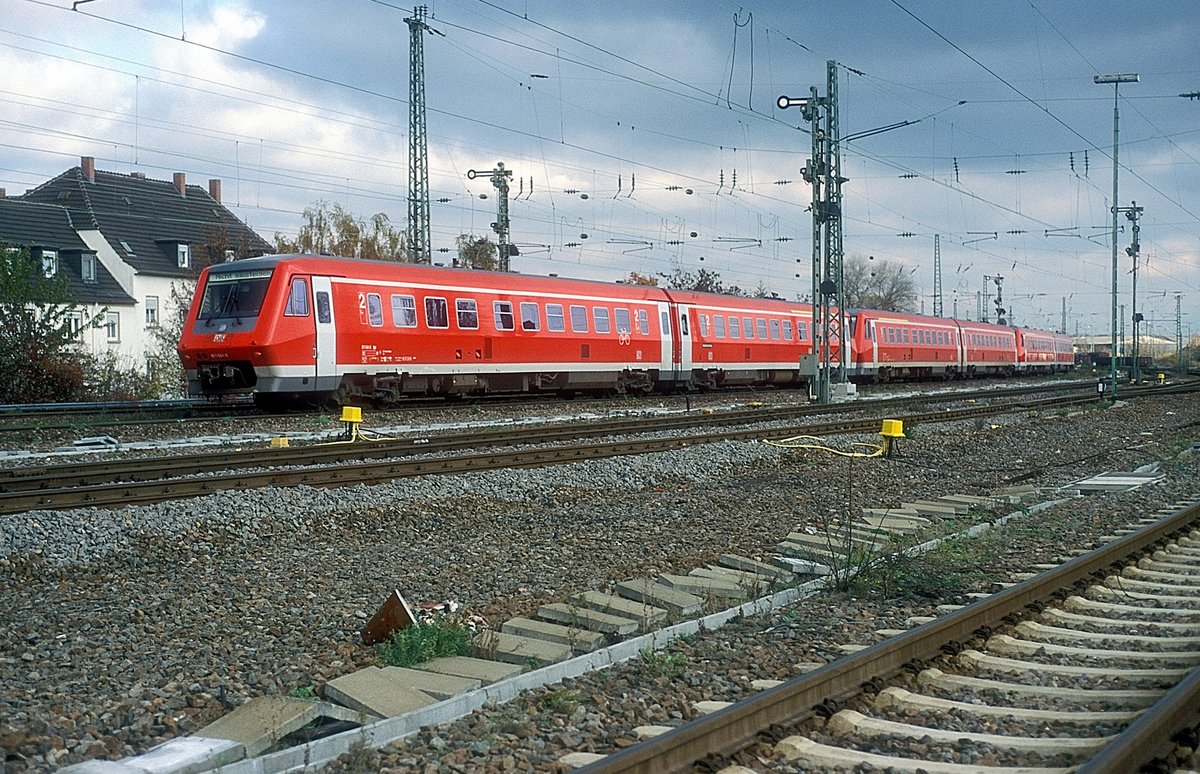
679;312;688;336
614;308;631;335
769;320;781;340
783;319;793;340
636;309;649;335
391;295;417;327
660;310;669;334
903;329;910;344
698;314;709;337
199;268;273;322
456;299;479;329
424;297;449;329
593;307;611;334
521;302;540;331
714;315;727;338
729;316;741;338
494;301;515;331
757;318;768;339
571;305;589;333
547;304;565;332
284;278;309;316
367;293;383;327
742;317;754;339
316;292;331;324
797;321;808;341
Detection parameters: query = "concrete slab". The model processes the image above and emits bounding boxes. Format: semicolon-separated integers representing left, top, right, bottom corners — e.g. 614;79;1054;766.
500;617;606;652
415;655;523;685
69;736;246;774
470;630;572;667
196;696;319;756
559;752;606;768
775;735;1074;774
657;572;747;601
322;666;433;718
857;515;921;534
614;578;704;617
537;602;639;636
570;590;668;629
786;530;888;550
691;566;774;594
828;709;1110;755
900;501;962;516
633;725;674;739
860;507;923;520
773;557;833;575
715;553;792;582
775;541;843;563
380;666;481;700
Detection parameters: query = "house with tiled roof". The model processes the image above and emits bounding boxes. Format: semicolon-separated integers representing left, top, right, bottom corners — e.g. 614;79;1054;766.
0;155;272;372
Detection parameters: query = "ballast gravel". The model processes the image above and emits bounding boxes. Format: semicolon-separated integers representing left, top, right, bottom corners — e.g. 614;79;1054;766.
1;390;1198;772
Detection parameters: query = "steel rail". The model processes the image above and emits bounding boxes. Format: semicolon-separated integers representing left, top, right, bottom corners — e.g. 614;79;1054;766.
576;500;1200;774
0;395;1101;514
0;381;1119;493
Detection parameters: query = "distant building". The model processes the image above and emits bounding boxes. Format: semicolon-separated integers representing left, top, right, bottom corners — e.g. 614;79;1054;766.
0;155;272;371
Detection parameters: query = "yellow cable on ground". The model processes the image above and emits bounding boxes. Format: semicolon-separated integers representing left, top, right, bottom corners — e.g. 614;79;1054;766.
764;434;887;458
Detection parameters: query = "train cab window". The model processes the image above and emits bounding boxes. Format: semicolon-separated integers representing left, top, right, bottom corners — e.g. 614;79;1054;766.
714;315;727;338
494;301;515;331
366;293;383;327
316;291;331;324
742;317;754;339
520;302;540;331
593;307;611;334
757;318;768;339
783;319;793;340
284;278;310;316
698;314;709;337
769;319;781;340
636;309;649;335
424;297;449;329
456;299;479;329
391;294;417;327
729;316;741;338
614;308;631;335
547;303;565;332
571;305;589;333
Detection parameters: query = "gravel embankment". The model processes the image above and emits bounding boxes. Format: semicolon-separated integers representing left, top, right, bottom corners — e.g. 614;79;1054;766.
1;391;1197;772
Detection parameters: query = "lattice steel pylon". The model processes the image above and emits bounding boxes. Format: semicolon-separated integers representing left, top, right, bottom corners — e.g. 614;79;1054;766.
933;234;943;317
405;6;440;264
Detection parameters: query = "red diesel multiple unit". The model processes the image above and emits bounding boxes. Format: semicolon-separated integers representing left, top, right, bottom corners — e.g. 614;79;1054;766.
177;254;1074;409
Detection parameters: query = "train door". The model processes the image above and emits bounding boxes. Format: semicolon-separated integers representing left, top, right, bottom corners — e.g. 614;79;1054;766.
677;304;693;377
657;301;675;380
312;276;338;390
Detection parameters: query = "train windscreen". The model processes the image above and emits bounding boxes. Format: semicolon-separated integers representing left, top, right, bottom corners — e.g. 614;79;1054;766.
199;268;274;325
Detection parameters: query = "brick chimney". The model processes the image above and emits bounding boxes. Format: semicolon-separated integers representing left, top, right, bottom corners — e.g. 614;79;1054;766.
81;156;95;183
173;172;186;197
208;178;222;204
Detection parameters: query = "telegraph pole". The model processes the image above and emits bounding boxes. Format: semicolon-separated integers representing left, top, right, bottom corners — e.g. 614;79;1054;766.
406;6;442;264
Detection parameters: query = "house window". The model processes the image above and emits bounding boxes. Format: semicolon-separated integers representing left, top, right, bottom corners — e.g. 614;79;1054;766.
177;244;191;268
81;253;97;283
105;312;120;342
145;295;159;327
67;311;82;338
41;250;58;277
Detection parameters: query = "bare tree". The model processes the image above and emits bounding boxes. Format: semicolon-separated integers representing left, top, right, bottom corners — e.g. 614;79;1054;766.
624;271;659;286
842;254;916;311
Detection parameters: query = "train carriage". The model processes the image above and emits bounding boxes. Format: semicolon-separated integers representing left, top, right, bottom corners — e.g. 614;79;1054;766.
849;309;962;381
955;319;1018;376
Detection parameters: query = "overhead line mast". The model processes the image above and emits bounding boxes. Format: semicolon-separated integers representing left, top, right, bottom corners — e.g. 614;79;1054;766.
406;6;442;264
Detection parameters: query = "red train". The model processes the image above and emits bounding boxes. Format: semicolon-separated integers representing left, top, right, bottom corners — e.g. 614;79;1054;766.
177;254;1074;409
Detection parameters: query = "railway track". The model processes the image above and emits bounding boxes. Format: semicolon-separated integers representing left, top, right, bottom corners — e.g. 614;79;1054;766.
0;388;1131;515
577;499;1200;773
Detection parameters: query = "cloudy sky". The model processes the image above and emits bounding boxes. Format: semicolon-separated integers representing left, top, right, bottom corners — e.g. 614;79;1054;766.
3;0;1198;337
